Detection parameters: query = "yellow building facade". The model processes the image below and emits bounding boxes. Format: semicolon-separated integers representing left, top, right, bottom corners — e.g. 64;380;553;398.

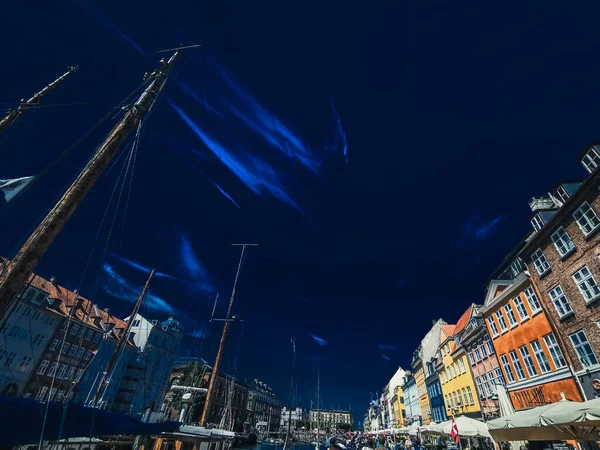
414;365;431;424
391;385;405;428
438;310;481;418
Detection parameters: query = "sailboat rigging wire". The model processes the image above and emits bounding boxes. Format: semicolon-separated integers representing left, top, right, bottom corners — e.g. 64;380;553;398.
0;76;152;216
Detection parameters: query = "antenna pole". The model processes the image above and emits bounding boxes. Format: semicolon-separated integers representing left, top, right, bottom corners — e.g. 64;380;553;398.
0;66;78;136
0;52;180;322
92;269;155;406
283;339;296;450
200;244;256;427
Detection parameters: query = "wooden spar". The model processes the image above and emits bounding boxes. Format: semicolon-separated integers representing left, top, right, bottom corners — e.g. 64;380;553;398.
199;244;254;427
0;66;78;136
0;52;180;321
92;268;155;406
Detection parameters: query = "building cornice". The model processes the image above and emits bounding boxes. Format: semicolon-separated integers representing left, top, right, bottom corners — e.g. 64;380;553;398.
522;154;600;256
480;272;529;315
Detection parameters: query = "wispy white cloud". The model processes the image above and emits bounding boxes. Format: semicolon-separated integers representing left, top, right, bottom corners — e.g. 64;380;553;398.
310;334;328;346
101;263;174;313
109;252;175;279
456;213;504;248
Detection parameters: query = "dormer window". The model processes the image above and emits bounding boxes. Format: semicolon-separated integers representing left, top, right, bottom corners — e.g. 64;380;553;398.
531;214;544;232
22;287;48;306
556;185;570;204
581;146;600;173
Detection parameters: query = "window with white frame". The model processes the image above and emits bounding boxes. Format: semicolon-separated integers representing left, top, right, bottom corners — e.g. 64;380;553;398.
556;185;570;204
49;388;57;401
47;362;58;377
61;342;70;354
531;249;551;275
495;368;504;384
31;310;41;321
57;364;68;379
467;386;474;404
93;332;101;343
569;330;599;368
36;386;48;401
468;351;474;365
43;316;55;326
504;304;518;327
77;327;84;338
482;373;492;396
475;377;483;398
69;345;78;357
85;350;93;361
544;333;566;368
549;286;574;318
69;324;79;335
495;310;508;332
4;352;16;368
582;147;600;173
500;354;515;383
531;215;544;232
66;366;75;380
485;335;495;354
17;356;33;372
531;339;551;373
513;296;529;321
77;347;85;359
551;227;576;257
37;360;50;375
85;330;93;340
519;345;538;377
75;368;84;382
459;358;466;373
509;350;526;380
573;202;600;235
480;339;488;358
525;287;542;313
573;266;600;303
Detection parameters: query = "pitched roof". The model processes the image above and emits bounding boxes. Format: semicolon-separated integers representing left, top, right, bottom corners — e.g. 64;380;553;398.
441;324;456;337
28;273;128;340
454;304;475;335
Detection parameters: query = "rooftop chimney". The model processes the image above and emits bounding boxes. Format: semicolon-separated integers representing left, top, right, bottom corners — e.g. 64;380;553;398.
103;308;110;314
50;276;56;285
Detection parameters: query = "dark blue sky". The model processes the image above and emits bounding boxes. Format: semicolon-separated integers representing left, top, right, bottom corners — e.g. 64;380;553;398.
1;0;599;416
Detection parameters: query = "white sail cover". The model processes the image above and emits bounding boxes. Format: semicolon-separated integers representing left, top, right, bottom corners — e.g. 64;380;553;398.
0;176;34;202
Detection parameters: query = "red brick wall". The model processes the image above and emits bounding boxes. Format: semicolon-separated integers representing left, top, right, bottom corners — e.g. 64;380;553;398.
525;186;600;374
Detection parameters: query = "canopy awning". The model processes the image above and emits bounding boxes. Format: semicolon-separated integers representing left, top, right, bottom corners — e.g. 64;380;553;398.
0;395;180;446
487;398;600;441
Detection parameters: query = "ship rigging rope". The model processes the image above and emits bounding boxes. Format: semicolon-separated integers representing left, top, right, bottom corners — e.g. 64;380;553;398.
36;140;139;449
0;76;153;217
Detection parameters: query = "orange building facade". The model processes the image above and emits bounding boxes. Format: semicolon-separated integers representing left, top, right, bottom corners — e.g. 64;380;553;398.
480;261;582;410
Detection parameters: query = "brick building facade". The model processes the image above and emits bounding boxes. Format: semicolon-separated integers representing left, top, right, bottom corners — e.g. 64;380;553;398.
521;144;600;400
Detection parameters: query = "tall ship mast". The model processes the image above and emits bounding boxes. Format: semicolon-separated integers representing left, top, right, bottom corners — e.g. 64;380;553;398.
0;51;180;321
0;66;78;136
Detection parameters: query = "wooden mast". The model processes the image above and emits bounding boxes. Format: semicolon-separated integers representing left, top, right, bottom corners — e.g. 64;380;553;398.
0;52;180;321
92;269;155;406
0;66;78;136
283;339;296;450
199;244;254;427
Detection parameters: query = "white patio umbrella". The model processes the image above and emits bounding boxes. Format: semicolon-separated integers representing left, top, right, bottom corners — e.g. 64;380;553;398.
496;384;527;449
427;416;492;439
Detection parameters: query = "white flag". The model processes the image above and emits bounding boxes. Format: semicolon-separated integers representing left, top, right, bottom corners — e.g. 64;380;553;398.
0;176;34;202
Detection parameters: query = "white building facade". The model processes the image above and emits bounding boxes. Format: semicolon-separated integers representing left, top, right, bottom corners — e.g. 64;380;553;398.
0;279;63;396
124;314;183;419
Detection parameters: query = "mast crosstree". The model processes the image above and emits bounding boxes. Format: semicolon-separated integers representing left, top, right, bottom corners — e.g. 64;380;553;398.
0;52;180;321
0;66;78;136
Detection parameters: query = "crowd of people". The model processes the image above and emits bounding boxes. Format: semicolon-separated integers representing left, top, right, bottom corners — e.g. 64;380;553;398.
327;433;434;450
